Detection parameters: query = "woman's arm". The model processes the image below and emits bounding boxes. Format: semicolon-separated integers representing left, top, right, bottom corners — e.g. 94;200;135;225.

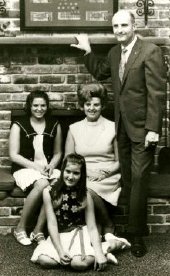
9;123;39;170
112;138;120;171
95;138;120;180
64;129;76;157
113;138;119;162
87;138;120;181
85;192;107;271
43;188;71;265
45;123;63;176
100;138;120;178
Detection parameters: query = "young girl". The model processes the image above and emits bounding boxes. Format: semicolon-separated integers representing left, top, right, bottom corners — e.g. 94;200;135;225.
31;154;130;271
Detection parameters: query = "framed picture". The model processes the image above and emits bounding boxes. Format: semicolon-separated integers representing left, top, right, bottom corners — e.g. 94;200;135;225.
20;0;118;32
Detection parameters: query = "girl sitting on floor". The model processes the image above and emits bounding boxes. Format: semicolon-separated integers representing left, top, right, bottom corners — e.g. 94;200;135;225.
31;154;130;271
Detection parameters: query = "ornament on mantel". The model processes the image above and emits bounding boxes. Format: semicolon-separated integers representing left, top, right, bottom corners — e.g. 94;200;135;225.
0;21;16;37
0;0;6;16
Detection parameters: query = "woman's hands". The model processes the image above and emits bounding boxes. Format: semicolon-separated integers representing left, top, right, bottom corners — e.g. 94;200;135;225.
33;163;55;177
44;164;54;177
87;169;111;181
32;163;48;176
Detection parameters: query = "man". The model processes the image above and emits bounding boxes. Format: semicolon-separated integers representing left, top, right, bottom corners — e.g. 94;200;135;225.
71;10;166;257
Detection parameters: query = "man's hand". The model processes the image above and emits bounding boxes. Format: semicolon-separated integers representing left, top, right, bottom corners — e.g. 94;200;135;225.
70;34;91;55
145;131;159;148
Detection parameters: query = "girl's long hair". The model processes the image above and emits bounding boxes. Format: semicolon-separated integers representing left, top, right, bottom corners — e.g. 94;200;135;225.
50;153;87;208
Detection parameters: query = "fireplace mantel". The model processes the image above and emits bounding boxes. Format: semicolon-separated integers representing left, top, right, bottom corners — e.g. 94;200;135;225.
0;35;169;45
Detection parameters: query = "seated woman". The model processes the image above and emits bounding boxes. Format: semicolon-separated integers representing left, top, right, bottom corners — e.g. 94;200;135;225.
9;91;62;245
65;83;121;237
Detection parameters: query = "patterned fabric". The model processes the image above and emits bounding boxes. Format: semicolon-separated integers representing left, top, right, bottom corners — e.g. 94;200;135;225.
52;186;85;232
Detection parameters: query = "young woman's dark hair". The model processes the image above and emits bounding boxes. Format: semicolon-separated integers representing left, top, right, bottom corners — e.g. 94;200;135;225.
24;91;50;116
51;153;87;207
77;83;108;108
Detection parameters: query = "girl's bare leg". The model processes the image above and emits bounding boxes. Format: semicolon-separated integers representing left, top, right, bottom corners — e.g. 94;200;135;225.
71;255;94;271
16;179;49;232
38;254;59;268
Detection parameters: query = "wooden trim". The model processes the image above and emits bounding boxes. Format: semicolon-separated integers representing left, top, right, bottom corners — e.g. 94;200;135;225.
0;36;169;45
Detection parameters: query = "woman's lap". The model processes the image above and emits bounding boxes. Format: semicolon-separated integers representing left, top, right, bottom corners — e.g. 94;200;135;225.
13;168;60;191
87;174;121;206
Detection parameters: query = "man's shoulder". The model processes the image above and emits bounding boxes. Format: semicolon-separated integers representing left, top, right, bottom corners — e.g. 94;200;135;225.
108;44;121;58
137;37;159;50
109;43;120;52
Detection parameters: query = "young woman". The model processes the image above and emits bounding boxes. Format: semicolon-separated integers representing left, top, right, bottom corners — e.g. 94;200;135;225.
31;154;130;271
9;91;62;245
65;83;121;236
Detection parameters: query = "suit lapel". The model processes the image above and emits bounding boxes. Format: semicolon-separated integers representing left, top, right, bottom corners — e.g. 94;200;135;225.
122;39;142;85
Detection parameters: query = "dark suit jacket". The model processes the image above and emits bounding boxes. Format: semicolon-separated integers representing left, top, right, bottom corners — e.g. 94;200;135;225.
84;38;166;142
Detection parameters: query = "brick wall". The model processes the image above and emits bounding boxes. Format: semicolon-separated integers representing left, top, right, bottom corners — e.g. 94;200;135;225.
1;195;170;235
0;198;23;235
120;0;170;37
0;0;169;234
115;198;170;235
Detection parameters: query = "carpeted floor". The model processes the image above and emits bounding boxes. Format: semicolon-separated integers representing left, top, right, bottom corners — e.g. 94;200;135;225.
0;234;170;276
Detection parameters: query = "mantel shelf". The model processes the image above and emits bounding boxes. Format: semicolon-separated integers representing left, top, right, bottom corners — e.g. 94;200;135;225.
0;35;169;45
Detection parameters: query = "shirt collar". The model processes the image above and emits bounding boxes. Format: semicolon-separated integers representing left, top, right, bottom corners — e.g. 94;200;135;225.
121;35;137;53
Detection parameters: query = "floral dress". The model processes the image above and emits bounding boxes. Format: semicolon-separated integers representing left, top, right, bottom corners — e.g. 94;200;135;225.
31;186;93;263
31;186;111;263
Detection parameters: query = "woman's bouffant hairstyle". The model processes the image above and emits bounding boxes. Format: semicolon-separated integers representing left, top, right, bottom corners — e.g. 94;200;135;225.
50;153;87;208
24;91;50;116
77;83;108;108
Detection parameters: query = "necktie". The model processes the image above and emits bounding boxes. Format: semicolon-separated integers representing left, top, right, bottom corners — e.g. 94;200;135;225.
119;48;127;82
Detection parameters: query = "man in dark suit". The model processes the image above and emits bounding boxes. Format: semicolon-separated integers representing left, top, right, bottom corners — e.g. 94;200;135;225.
71;10;166;257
